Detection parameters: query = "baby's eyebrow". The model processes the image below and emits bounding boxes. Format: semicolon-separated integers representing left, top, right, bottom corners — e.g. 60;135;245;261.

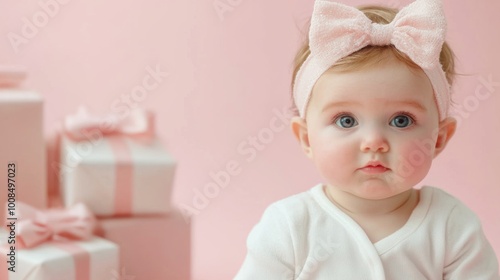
385;100;427;112
321;101;358;113
321;100;427;113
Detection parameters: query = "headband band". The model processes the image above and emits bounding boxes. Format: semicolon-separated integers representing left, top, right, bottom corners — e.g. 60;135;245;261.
293;0;451;120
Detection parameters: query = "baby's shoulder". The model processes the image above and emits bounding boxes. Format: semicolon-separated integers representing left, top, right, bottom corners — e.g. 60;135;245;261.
266;190;316;214
422;186;481;224
261;186;326;226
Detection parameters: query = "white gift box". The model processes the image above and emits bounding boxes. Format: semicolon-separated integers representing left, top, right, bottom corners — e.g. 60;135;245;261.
59;135;176;217
0;231;119;280
0;90;46;221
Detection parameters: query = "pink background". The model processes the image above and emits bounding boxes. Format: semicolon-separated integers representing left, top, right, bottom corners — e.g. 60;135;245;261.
1;0;499;279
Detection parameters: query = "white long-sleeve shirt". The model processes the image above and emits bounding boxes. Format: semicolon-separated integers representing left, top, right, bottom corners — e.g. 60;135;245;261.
234;184;499;280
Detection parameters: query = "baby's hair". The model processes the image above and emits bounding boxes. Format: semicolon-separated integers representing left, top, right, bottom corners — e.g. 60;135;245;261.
290;5;457;116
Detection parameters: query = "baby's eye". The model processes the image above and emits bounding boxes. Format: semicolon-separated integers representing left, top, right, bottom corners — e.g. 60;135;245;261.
390;114;414;128
335;115;358;128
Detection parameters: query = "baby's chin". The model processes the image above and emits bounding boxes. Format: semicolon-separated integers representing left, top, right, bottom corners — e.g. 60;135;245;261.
351;182;414;200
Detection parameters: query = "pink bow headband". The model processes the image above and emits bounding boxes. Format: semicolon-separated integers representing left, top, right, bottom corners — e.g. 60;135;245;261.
293;0;451;120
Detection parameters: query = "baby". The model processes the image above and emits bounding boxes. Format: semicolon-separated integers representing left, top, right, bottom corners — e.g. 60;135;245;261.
234;0;500;279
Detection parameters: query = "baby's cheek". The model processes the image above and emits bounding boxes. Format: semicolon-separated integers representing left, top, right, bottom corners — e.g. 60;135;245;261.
395;141;433;182
313;143;353;180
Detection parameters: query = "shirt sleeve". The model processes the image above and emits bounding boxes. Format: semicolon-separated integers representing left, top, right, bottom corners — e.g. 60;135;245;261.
234;203;296;280
443;203;500;280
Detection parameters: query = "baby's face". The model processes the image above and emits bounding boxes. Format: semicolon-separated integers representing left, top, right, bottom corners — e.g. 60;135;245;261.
304;57;440;200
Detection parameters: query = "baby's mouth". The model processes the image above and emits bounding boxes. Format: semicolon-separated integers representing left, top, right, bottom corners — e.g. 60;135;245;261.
358;162;390;174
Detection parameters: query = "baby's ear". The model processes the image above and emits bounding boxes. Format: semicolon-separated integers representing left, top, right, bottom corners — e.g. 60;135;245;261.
433;117;457;158
291;116;313;159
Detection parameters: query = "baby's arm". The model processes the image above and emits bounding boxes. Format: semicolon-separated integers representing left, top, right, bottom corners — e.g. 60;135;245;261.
234;204;296;280
443;203;500;279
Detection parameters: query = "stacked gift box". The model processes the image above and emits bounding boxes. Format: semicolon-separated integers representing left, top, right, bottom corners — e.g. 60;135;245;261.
0;68;191;280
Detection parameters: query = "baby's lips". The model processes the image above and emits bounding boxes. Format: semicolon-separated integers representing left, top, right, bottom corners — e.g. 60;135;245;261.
361;160;389;169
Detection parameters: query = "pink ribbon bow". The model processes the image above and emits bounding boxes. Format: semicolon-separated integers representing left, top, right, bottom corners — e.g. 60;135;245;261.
0;65;27;88
310;0;445;69
293;0;450;119
8;202;96;249
63;106;155;142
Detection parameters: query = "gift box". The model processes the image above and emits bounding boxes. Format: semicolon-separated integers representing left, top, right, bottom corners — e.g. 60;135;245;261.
59;134;176;217
97;210;191;280
0;231;119;280
0;90;46;221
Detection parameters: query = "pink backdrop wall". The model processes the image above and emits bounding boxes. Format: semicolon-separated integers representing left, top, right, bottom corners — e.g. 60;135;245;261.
1;0;499;279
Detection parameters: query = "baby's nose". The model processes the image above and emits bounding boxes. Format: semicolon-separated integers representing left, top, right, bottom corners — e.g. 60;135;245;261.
360;128;389;153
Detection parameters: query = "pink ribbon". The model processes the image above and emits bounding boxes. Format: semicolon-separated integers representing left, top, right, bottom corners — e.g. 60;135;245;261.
63;106;155;143
8;202;96;249
108;137;134;216
293;0;451;120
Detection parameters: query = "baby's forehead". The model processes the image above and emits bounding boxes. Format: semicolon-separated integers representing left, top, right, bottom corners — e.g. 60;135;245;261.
314;86;433;102
310;82;437;117
314;61;432;95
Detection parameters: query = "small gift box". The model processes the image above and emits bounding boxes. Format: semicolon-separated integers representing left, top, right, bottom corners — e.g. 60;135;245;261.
97;210;191;280
0;236;119;280
59;107;176;217
0;76;46;221
0;202;119;280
